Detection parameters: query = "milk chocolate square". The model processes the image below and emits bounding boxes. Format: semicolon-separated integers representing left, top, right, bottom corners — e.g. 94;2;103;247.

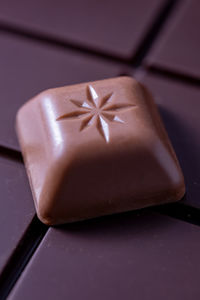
16;77;185;225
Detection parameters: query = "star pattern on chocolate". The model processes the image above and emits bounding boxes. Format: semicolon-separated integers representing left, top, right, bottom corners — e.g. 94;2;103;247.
57;85;135;142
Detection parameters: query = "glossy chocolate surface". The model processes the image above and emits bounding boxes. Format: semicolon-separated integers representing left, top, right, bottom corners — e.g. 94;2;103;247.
16;77;185;225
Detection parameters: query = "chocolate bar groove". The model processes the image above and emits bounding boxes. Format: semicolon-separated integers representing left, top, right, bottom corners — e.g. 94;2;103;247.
133;0;180;67
0;216;48;300
0;146;23;163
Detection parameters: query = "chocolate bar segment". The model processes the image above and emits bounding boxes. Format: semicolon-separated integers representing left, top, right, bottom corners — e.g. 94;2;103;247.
7;212;200;300
0;0;166;58
146;0;200;78
16;77;185;225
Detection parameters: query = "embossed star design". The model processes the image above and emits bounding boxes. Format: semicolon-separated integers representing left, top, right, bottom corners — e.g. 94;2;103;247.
57;85;136;142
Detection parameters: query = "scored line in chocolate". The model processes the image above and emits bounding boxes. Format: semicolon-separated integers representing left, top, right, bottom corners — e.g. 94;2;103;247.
57;85;136;143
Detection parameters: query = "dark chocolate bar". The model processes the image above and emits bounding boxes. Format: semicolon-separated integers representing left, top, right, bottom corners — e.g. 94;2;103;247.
146;0;200;78
0;0;166;58
0;155;34;272
7;212;200;300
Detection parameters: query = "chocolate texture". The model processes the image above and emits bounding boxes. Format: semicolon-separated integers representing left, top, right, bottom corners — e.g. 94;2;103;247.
16;77;185;225
0;0;199;298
